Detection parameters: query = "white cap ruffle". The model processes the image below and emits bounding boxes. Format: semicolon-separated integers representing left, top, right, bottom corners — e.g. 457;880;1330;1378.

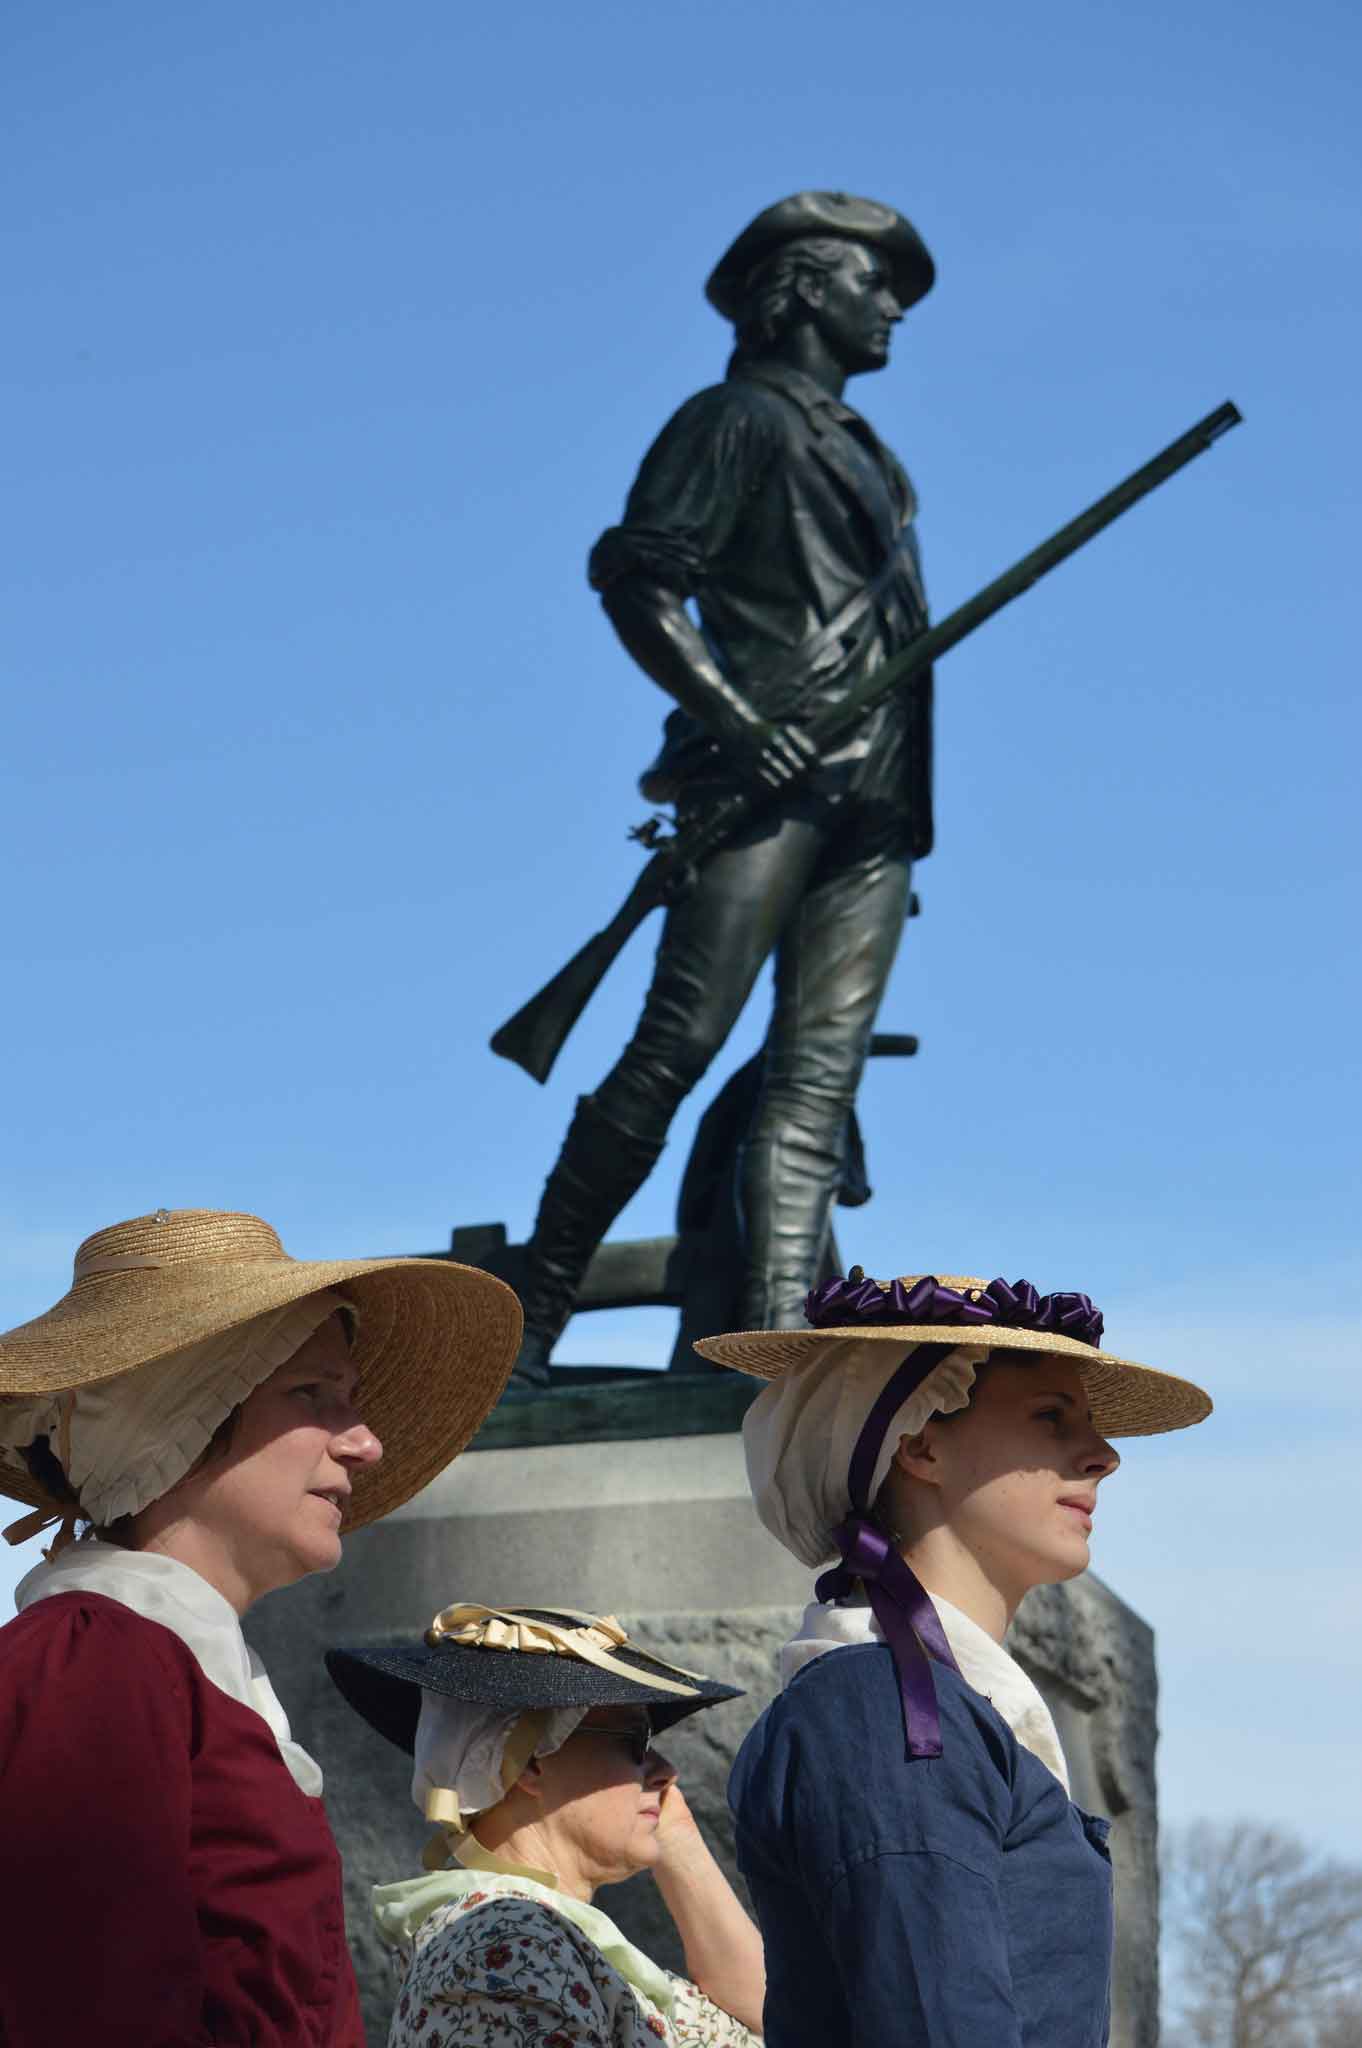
742;1337;987;1569
0;1291;351;1527
412;1692;585;1827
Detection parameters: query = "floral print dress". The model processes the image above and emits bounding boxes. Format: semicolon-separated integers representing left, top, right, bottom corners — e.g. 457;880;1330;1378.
374;1869;761;2048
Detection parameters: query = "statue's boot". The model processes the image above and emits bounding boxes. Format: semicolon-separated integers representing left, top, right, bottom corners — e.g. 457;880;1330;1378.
504;1095;665;1398
735;1108;845;1330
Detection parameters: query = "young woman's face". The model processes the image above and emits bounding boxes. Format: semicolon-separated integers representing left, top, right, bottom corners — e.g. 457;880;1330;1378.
530;1710;677;1891
140;1314;382;1609
914;1356;1120;1601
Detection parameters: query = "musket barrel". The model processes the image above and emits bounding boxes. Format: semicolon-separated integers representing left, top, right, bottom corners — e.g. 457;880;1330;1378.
809;399;1243;752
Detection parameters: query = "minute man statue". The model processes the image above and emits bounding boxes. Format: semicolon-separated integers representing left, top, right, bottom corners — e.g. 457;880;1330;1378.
510;191;937;1391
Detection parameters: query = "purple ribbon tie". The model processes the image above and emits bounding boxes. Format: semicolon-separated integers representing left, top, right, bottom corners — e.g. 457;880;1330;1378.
816;1516;960;1760
817;1339;967;1759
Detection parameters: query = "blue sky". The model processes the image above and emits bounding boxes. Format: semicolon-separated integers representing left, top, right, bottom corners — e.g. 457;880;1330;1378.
3;0;1359;1856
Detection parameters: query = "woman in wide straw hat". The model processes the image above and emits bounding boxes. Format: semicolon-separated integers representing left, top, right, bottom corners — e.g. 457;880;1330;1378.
695;1266;1212;2048
327;1601;766;2047
0;1206;521;2048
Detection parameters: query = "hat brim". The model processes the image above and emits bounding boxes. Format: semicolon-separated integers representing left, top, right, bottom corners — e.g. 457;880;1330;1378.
326;1635;741;1756
0;1253;523;1531
693;1324;1212;1437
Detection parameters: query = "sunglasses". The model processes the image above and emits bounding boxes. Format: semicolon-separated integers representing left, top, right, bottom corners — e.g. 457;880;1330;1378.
573;1716;655;1768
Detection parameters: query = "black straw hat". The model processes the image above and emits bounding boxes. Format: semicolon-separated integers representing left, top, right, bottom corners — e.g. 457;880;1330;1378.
326;1603;741;1755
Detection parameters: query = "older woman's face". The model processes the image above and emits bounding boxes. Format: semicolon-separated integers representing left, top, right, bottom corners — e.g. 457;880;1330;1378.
138;1314;382;1610
533;1710;677;1889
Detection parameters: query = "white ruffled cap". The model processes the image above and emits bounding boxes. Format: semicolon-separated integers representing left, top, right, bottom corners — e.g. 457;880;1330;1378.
741;1337;987;1569
0;1291;350;1527
412;1693;585;1823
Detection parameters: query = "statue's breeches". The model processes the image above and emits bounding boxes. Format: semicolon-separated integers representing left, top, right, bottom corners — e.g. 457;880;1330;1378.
595;800;912;1323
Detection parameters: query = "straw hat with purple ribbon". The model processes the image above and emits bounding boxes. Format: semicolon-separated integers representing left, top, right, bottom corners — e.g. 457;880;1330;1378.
698;1269;1211;1765
694;1269;1211;1436
0;1208;523;1534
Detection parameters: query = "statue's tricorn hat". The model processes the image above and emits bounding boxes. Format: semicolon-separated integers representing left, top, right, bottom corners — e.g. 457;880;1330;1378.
706;190;936;323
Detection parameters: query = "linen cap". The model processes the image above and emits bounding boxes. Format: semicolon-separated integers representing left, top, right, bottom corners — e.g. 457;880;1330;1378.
410;1693;587;1830
0;1292;349;1534
742;1337;985;1569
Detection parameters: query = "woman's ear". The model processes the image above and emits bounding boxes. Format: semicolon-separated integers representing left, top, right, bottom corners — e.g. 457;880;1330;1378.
892;1425;943;1487
507;1754;548;1802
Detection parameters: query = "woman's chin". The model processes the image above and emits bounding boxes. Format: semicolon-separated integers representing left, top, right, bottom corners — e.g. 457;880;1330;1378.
1021;1536;1091;1590
279;1529;344;1587
1050;1536;1091;1583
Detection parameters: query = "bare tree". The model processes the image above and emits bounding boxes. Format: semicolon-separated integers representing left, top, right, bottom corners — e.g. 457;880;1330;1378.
1163;1821;1362;2048
1313;2002;1362;2048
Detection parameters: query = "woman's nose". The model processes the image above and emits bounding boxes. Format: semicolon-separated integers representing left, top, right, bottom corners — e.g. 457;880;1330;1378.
333;1414;383;1467
644;1747;678;1790
1081;1432;1120;1480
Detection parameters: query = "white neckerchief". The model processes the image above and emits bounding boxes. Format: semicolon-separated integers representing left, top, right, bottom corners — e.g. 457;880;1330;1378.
16;1538;323;1796
781;1590;1071;1793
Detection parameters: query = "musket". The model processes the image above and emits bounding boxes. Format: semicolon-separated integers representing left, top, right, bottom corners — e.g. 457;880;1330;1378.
492;399;1242;1083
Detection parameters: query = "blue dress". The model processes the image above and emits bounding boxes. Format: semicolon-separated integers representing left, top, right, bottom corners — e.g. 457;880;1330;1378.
729;1642;1113;2047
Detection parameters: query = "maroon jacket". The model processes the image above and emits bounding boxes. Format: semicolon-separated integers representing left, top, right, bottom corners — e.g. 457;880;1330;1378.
0;1591;365;2047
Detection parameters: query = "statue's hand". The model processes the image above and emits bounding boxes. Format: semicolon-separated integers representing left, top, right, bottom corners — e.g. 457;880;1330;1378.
721;713;819;792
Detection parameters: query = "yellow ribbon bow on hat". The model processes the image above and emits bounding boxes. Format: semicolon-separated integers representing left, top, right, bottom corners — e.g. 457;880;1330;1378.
424;1602;705;1698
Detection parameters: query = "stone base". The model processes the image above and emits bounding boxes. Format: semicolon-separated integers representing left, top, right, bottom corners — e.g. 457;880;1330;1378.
248;1434;1157;2048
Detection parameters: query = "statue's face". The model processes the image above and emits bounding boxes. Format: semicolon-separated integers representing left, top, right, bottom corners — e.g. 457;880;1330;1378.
805;243;903;374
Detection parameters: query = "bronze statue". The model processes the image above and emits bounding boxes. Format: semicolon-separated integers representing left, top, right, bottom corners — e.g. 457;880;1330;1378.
495;190;1240;1395
507;191;938;1389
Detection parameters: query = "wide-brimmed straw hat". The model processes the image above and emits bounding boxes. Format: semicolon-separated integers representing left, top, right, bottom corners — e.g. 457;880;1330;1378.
694;1270;1211;1436
327;1602;741;1753
0;1208;522;1528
